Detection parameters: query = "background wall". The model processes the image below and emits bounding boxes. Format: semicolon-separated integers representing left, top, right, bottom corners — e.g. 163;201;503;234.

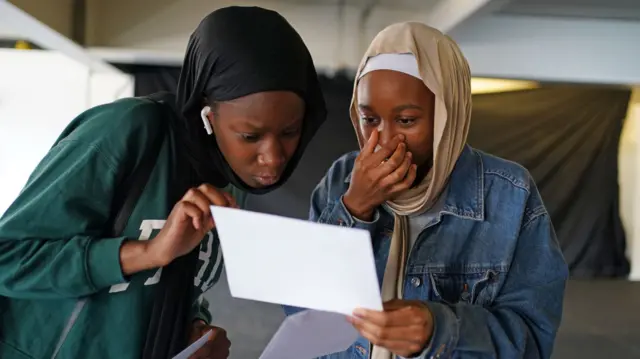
8;0;74;38
0;49;133;216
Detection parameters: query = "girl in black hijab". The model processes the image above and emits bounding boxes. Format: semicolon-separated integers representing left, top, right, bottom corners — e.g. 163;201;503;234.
0;6;325;359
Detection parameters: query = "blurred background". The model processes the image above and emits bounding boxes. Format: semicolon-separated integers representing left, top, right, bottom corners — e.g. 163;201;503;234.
2;0;640;357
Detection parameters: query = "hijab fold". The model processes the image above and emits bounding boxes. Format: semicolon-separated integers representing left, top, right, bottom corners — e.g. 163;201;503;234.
349;22;472;359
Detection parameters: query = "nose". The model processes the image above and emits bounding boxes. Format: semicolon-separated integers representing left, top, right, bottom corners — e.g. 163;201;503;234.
377;126;396;147
257;139;286;170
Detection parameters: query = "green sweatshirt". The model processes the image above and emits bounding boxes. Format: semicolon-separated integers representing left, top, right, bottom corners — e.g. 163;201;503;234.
0;97;247;359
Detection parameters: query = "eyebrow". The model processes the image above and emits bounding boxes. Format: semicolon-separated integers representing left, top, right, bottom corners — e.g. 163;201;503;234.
392;104;423;112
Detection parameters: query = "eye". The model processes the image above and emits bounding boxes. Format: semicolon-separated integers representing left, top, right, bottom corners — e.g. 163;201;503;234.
360;117;379;126
397;117;416;126
241;133;260;142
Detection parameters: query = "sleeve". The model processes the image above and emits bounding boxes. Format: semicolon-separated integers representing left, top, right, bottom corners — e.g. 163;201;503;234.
309;163;380;233
410;205;568;359
0;139;128;299
191;295;213;324
283;158;381;316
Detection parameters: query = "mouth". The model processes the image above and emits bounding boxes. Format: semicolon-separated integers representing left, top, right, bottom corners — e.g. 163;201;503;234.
252;175;281;187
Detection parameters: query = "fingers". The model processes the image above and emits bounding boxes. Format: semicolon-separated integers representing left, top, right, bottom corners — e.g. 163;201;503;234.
388;163;417;195
174;201;209;231
362;129;379;155
182;188;216;219
353;308;410;328
350;317;427;354
221;191;239;209
365;134;405;166
178;185;238;233
377;149;411;186
198;184;233;207
349;302;433;357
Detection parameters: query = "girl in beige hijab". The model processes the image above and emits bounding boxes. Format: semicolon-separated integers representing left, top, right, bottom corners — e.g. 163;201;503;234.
293;21;568;359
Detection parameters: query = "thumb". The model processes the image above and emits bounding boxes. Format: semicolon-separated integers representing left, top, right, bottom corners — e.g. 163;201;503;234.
382;299;408;311
207;326;226;341
221;191;239;208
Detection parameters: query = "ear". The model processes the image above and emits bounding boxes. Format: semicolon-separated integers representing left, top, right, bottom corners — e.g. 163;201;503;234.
200;106;214;135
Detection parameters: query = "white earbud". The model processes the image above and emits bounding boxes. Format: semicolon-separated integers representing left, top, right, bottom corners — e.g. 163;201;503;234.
200;106;213;135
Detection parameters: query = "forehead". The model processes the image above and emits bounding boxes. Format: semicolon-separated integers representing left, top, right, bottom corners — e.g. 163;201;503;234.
356;70;431;106
217;91;304;128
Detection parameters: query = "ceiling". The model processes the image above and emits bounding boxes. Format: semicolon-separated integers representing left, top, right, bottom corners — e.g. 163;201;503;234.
272;0;441;11
498;0;640;22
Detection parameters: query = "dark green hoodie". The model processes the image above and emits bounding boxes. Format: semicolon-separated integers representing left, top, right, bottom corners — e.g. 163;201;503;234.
0;97;247;359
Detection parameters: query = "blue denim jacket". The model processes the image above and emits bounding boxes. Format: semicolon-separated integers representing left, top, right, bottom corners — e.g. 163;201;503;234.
284;145;568;359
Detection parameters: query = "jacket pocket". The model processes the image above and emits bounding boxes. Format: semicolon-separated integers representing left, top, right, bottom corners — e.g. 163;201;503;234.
428;268;501;306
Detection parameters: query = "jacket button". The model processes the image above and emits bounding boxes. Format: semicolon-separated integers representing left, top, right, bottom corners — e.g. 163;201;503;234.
355;344;367;356
410;277;421;287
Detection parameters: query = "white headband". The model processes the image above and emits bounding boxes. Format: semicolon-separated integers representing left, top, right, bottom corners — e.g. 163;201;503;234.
358;53;422;81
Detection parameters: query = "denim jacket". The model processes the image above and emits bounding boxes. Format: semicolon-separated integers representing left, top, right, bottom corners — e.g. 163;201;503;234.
284;145;568;359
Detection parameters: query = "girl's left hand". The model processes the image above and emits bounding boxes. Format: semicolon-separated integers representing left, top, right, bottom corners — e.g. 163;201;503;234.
188;320;231;359
348;299;434;358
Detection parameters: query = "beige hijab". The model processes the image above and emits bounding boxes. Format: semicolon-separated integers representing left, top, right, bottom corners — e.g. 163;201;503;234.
349;22;472;359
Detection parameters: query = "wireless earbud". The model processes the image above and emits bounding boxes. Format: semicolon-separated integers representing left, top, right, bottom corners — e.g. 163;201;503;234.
200;106;213;135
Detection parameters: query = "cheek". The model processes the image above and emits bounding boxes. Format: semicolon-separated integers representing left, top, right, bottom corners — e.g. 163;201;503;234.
405;131;434;165
360;126;374;142
220;139;255;165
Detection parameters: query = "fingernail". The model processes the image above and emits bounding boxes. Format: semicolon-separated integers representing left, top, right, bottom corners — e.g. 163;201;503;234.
407;152;412;158
353;308;366;316
398;134;405;140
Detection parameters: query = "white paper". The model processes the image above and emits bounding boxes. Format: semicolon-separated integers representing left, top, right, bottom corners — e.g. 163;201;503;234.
211;206;383;315
260;310;359;359
172;330;212;359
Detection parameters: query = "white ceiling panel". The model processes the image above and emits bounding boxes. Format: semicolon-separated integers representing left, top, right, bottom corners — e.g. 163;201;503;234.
498;0;640;22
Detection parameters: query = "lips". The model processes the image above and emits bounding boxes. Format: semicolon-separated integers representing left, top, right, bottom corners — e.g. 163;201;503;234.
253;175;280;187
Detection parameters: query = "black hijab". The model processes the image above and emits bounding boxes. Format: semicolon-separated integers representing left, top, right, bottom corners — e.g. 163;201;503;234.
174;5;327;194
142;7;326;359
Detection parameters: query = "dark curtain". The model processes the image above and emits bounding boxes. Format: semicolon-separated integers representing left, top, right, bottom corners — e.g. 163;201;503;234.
468;87;631;277
117;64;631;278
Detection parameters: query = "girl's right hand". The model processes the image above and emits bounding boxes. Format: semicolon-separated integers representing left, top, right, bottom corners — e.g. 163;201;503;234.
147;184;238;267
343;131;417;221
